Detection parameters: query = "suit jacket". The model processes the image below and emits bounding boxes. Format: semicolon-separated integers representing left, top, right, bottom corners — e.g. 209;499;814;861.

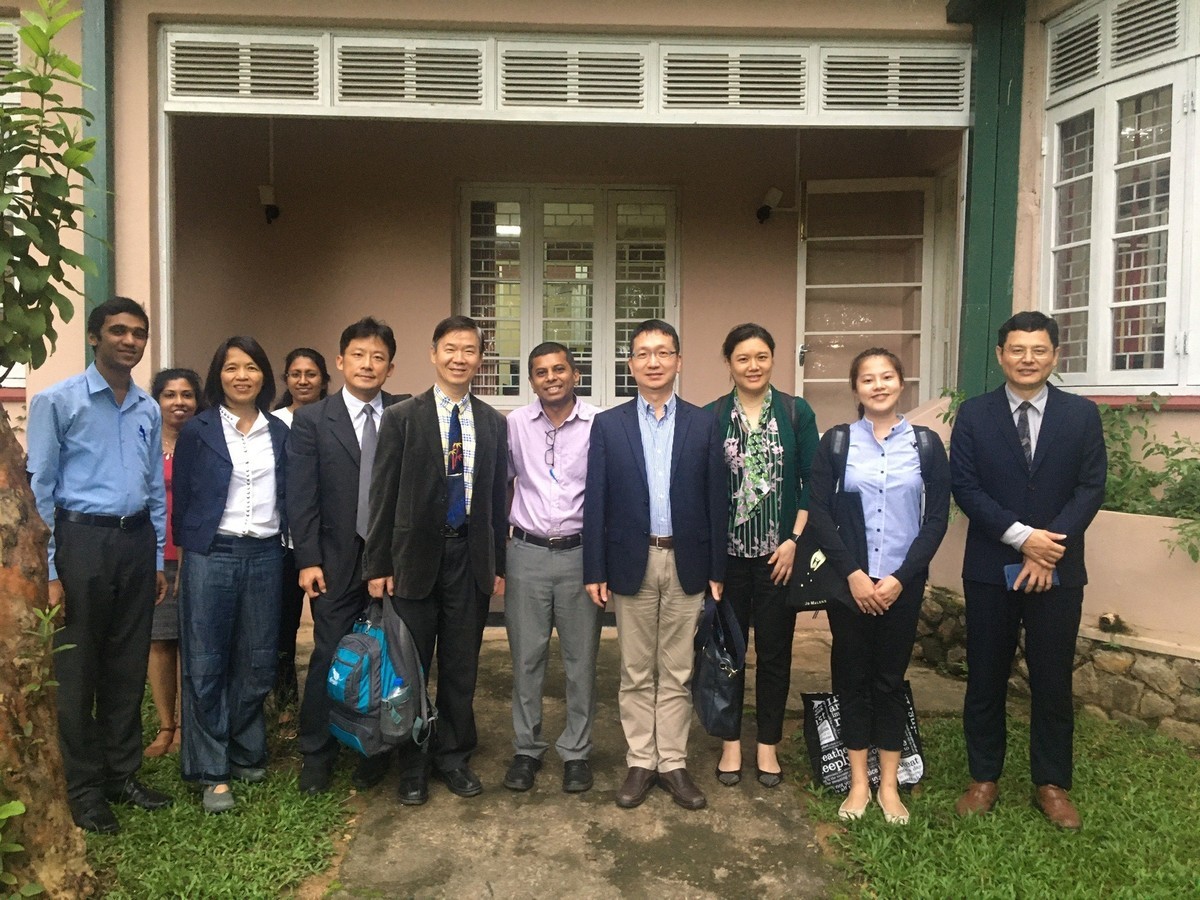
285;389;407;602
582;397;728;596
363;387;507;598
173;405;289;554
950;383;1107;587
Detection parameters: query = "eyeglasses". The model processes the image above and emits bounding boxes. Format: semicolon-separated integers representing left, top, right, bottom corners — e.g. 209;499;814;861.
630;349;678;363
545;427;558;468
1003;346;1053;360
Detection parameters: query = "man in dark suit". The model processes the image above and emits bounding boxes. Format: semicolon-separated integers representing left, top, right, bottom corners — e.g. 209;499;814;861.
950;311;1106;830
287;317;407;795
365;315;507;805
583;319;727;811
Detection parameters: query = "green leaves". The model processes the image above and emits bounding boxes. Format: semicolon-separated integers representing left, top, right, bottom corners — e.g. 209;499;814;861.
0;0;97;382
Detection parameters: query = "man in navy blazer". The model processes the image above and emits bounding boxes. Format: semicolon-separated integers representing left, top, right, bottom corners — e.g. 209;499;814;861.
287;317;408;795
583;319;727;811
950;311;1106;831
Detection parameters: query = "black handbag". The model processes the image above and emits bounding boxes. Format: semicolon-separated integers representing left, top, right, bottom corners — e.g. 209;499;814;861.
691;595;747;740
787;529;845;612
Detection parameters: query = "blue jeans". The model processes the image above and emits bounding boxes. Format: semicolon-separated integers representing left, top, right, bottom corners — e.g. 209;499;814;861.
179;535;282;783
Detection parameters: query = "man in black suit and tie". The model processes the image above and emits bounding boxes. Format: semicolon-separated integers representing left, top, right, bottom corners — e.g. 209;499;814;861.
365;315;507;805
287;317;408;795
583;319;727;811
950;311;1106;830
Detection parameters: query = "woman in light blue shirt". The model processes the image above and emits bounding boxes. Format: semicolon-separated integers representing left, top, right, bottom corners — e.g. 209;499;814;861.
808;348;950;825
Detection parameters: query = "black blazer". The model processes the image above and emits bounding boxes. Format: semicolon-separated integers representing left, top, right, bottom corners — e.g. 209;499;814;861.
950;383;1107;587
582;397;728;596
808;422;951;606
363;388;507;598
173;406;288;554
285;389;407;602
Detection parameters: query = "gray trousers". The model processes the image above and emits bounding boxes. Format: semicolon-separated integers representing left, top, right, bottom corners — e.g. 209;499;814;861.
504;537;602;762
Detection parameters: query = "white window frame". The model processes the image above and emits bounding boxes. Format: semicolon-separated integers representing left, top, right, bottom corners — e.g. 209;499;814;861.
1044;60;1194;391
457;184;678;409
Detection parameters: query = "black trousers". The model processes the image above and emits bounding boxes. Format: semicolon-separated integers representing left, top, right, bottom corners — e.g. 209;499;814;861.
723;554;796;744
275;547;306;704
962;579;1083;789
52;515;156;805
298;546;370;763
826;579;923;752
391;535;490;777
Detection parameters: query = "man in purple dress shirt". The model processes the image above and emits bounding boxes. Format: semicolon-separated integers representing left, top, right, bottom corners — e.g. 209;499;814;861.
502;342;601;794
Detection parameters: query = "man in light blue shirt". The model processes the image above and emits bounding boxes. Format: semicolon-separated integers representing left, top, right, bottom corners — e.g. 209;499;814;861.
27;297;171;834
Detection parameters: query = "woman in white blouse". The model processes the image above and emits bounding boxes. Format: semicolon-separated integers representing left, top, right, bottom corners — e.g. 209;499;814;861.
173;336;289;814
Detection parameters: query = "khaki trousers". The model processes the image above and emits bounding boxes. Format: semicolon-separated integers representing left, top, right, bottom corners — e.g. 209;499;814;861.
611;547;704;772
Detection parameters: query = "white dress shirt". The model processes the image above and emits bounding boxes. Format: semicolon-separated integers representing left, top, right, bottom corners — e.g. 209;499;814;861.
1000;385;1049;551
341;386;384;447
217;406;280;538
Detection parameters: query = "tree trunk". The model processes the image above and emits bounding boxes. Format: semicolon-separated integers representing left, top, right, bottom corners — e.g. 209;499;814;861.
0;412;96;897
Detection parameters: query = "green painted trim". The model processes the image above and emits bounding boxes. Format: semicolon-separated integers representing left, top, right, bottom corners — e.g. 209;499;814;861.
81;0;114;362
957;0;1026;396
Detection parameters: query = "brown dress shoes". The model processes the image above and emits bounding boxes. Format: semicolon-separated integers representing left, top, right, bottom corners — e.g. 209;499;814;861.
955;780;999;816
615;766;658;808
1034;784;1082;830
658;768;706;810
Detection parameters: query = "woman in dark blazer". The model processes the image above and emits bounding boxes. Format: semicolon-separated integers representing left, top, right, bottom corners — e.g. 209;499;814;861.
705;323;818;787
174;335;288;814
808;348;950;826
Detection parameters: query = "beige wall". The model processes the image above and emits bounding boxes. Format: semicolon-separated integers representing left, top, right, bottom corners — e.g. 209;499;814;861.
171;117;961;402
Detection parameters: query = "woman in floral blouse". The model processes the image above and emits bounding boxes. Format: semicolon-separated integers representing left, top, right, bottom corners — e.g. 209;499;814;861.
706;323;819;787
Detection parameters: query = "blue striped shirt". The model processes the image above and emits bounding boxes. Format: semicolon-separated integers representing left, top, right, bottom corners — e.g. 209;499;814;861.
637;393;676;537
27;364;166;580
843;416;922;580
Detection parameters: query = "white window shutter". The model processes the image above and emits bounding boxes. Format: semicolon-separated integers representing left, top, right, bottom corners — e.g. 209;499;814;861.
1111;0;1180;69
334;38;484;105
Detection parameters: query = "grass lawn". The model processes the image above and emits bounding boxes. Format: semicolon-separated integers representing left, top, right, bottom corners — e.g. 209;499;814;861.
791;713;1200;899
86;700;351;900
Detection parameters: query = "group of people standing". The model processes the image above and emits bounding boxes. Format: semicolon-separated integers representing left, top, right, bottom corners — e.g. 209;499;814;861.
27;295;1104;835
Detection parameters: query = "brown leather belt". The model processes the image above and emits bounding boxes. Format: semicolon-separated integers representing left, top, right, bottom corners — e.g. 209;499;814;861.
649;535;674;549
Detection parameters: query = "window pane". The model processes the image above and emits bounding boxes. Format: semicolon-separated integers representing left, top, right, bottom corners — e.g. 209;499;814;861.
614;203;668;397
1115;158;1170;232
1055;310;1088;374
1112;302;1166;371
1116;85;1171;164
1058;111;1094;179
1055;180;1092;245
1113;231;1167;305
470;201;523;397
542;202;595;395
1053;245;1090;311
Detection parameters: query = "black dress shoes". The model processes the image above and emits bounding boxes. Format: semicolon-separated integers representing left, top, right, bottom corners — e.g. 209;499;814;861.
105;778;173;811
562;760;593;794
435;767;483;797
615;766;657;808
503;755;542;792
298;758;332;796
658;768;706;810
352;752;391;790
397;775;429;806
72;800;120;834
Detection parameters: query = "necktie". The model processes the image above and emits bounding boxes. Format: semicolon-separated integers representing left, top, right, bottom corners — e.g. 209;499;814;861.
356;404;377;539
1016;401;1032;467
446;403;467;529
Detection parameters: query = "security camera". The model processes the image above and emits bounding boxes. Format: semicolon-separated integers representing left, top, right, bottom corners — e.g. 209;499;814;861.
259;184;281;225
757;187;784;224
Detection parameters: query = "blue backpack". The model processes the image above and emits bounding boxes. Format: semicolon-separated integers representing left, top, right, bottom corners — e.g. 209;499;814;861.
326;598;434;756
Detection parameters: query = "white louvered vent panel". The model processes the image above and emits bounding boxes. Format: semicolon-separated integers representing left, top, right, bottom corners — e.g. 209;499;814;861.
1111;0;1179;67
1048;15;1102;95
170;38;320;100
336;43;483;104
822;53;967;111
0;29;19;70
500;48;644;107
662;52;806;108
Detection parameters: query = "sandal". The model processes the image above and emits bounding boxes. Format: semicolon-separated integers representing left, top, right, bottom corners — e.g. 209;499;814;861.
145;725;175;758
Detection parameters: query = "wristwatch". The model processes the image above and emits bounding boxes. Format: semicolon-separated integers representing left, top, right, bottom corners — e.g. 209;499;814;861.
790;532;802;543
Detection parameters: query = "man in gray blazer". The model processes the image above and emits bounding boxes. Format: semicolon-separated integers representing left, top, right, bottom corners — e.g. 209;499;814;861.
288;317;407;795
365;315;507;805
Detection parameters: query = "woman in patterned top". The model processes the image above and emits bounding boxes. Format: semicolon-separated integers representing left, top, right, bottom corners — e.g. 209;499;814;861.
705;323;819;787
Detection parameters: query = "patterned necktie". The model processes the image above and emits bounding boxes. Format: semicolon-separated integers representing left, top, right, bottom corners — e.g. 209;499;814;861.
1016;401;1032;467
446;402;467;528
356;404;377;539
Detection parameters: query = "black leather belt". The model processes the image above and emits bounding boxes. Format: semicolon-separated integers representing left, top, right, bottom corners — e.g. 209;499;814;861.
512;526;582;551
649;535;674;549
56;507;150;531
441;524;469;538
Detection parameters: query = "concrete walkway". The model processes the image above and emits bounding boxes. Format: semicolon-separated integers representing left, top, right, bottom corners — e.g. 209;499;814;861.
303;621;966;899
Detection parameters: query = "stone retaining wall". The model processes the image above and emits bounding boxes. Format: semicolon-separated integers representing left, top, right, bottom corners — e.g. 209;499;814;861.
912;587;1200;748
